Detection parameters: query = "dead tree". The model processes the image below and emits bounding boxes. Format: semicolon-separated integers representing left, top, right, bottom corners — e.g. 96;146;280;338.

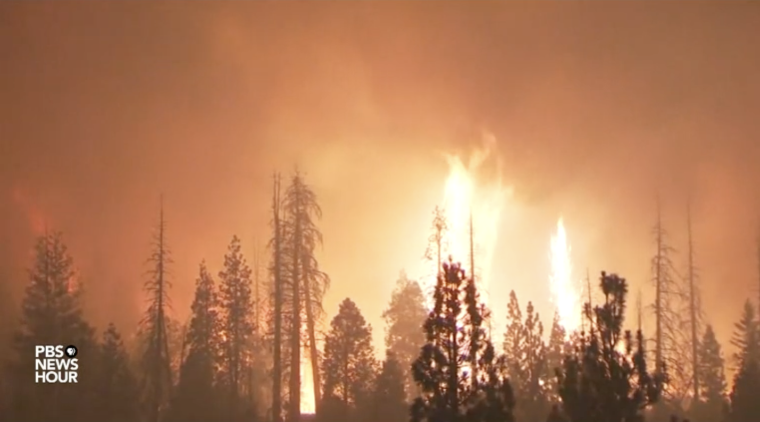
269;174;284;422
650;196;691;410
140;196;174;422
685;199;704;402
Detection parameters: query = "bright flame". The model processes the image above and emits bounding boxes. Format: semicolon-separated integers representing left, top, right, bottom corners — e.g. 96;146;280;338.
434;134;511;307
300;358;315;414
549;217;582;334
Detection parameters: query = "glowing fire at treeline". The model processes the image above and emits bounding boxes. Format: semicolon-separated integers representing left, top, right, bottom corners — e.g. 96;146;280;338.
433;141;583;337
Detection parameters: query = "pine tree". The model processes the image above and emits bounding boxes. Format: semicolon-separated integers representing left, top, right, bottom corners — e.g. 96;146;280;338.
170;261;221;422
556;272;664;422
650;198;690;408
139;200;174;422
727;300;760;422
545;311;568;403
98;323;140;422
411;260;515;422
269;173;285;422
9;231;96;422
502;290;523;379
684;201;703;402
727;360;760;422
515;301;549;422
502;290;548;420
282;170;330;418
320;298;376;420
730;300;759;369
218;236;255;420
382;271;428;399
368;352;408;422
424;206;449;276
689;324;726;422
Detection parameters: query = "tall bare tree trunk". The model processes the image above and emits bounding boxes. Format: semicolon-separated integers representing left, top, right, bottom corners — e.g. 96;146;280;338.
686;199;700;400
302;271;321;413
468;211;478;387
637;289;643;333
654;197;664;375
272;175;283;422
289;185;302;422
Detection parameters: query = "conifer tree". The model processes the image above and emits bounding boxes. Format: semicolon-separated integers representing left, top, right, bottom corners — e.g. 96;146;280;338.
556;272;664;422
411;260;514;422
282;170;330;417
729;300;758;369
690;324;726;422
545;311;568;403
516;301;549;422
218;236;255;420
269;173;285;422
98;323;140;422
650;198;690;408
726;300;760;422
9;231;96;422
321;298;376;418
369;352;408;422
502;290;523;376
382;271;427;399
684;201;704;402
139;200;174;422
170;261;221;422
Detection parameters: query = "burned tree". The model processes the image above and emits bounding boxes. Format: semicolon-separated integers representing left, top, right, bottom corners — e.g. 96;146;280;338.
269;173;285;422
649;197;689;409
424;205;449;277
684;200;704;402
139;198;174;422
281;170;330;420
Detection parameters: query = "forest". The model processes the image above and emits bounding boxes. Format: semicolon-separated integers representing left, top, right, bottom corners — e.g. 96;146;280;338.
1;170;758;422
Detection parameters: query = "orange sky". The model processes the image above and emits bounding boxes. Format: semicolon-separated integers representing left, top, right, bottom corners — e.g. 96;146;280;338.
1;2;760;360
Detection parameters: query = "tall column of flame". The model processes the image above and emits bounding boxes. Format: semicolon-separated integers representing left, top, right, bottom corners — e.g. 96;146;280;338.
549;218;582;334
434;137;510;310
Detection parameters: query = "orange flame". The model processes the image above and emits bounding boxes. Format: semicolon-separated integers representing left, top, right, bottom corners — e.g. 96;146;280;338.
11;186;48;235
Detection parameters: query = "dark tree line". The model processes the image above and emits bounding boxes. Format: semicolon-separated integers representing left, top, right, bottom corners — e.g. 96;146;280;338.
1;180;759;422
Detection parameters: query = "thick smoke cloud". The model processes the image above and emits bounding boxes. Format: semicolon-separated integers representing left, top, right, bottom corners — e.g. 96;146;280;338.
1;2;759;350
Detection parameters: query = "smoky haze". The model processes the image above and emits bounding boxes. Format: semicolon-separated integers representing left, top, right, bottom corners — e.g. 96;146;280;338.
1;2;760;355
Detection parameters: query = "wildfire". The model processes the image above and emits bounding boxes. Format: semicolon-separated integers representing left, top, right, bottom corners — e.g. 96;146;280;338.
549;217;582;335
435;135;511;307
301;357;315;414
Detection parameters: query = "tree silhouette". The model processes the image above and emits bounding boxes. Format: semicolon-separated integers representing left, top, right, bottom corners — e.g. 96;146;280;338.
411;260;514;422
546;311;568;403
320;298;376;421
650;199;691;411
218;236;255;420
282;170;330;418
729;300;758;370
9;231;96;422
98;323;140;422
269;172;285;422
683;201;704;403
139;200;174;422
382;271;427;399
368;352;408;422
726;300;760;421
503;293;549;421
557;272;664;422
169;261;221;422
689;324;726;422
517;301;549;422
